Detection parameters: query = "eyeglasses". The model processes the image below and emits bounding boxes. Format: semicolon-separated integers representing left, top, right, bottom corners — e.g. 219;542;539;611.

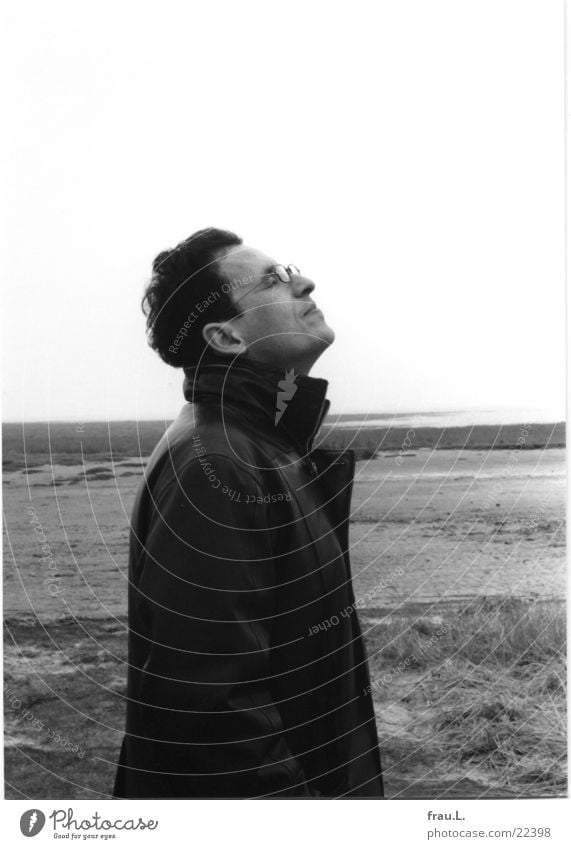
267;264;300;284
231;264;301;306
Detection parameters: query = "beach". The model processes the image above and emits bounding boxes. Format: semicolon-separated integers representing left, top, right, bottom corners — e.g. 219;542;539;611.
2;421;566;798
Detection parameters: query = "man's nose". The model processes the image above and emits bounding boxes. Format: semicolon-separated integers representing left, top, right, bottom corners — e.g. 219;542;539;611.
291;272;315;297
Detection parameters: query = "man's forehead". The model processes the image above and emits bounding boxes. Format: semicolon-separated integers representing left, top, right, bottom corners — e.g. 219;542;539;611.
216;244;276;279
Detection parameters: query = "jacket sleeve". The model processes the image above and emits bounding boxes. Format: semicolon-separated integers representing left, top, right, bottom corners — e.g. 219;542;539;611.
133;453;312;798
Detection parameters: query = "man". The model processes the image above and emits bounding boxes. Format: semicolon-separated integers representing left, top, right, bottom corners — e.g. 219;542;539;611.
113;228;383;798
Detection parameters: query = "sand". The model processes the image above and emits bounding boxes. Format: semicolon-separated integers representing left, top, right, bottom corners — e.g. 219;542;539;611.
3;446;566;798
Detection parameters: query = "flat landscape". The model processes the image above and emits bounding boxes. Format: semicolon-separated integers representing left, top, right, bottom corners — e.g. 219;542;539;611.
3;419;567;799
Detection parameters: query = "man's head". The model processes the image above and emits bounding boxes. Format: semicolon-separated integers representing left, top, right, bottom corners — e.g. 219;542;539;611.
143;228;335;374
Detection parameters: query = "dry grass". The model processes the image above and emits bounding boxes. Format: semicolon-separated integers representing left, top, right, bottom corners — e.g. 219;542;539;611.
364;597;567;796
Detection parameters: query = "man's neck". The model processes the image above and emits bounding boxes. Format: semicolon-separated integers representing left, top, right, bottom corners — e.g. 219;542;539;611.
243;353;320;377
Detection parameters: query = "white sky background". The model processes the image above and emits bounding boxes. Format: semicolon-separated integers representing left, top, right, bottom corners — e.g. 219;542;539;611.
2;0;566;422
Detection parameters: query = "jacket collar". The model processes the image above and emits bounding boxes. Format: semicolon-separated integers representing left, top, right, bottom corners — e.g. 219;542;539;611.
182;355;330;456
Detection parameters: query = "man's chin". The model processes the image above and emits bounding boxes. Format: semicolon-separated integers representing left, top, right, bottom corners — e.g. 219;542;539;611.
316;323;335;346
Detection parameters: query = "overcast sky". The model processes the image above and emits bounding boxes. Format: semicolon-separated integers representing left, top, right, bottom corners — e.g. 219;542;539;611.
2;0;566;422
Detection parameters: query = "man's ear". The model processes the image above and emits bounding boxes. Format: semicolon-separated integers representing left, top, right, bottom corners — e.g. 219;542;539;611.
202;321;248;356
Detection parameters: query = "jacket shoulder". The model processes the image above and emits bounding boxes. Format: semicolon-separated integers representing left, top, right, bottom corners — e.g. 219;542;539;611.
142;404;268;503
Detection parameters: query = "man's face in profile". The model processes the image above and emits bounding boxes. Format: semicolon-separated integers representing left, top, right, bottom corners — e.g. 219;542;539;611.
214;244;335;370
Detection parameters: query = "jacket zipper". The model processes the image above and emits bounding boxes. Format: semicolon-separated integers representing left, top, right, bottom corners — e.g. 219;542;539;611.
306;456;319;477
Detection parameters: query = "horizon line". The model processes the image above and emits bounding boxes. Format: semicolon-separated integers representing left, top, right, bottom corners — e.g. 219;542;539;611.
2;407;566;426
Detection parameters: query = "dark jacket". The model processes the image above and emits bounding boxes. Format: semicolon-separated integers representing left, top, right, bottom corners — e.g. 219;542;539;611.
113;357;383;798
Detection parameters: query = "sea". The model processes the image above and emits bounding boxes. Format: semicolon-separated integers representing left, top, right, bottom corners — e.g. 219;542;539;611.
327;407;565;429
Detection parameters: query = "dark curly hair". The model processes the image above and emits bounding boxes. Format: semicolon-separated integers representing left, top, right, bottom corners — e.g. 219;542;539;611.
142;227;243;367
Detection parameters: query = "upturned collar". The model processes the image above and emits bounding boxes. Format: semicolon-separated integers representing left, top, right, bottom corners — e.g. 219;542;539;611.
182;356;330;456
